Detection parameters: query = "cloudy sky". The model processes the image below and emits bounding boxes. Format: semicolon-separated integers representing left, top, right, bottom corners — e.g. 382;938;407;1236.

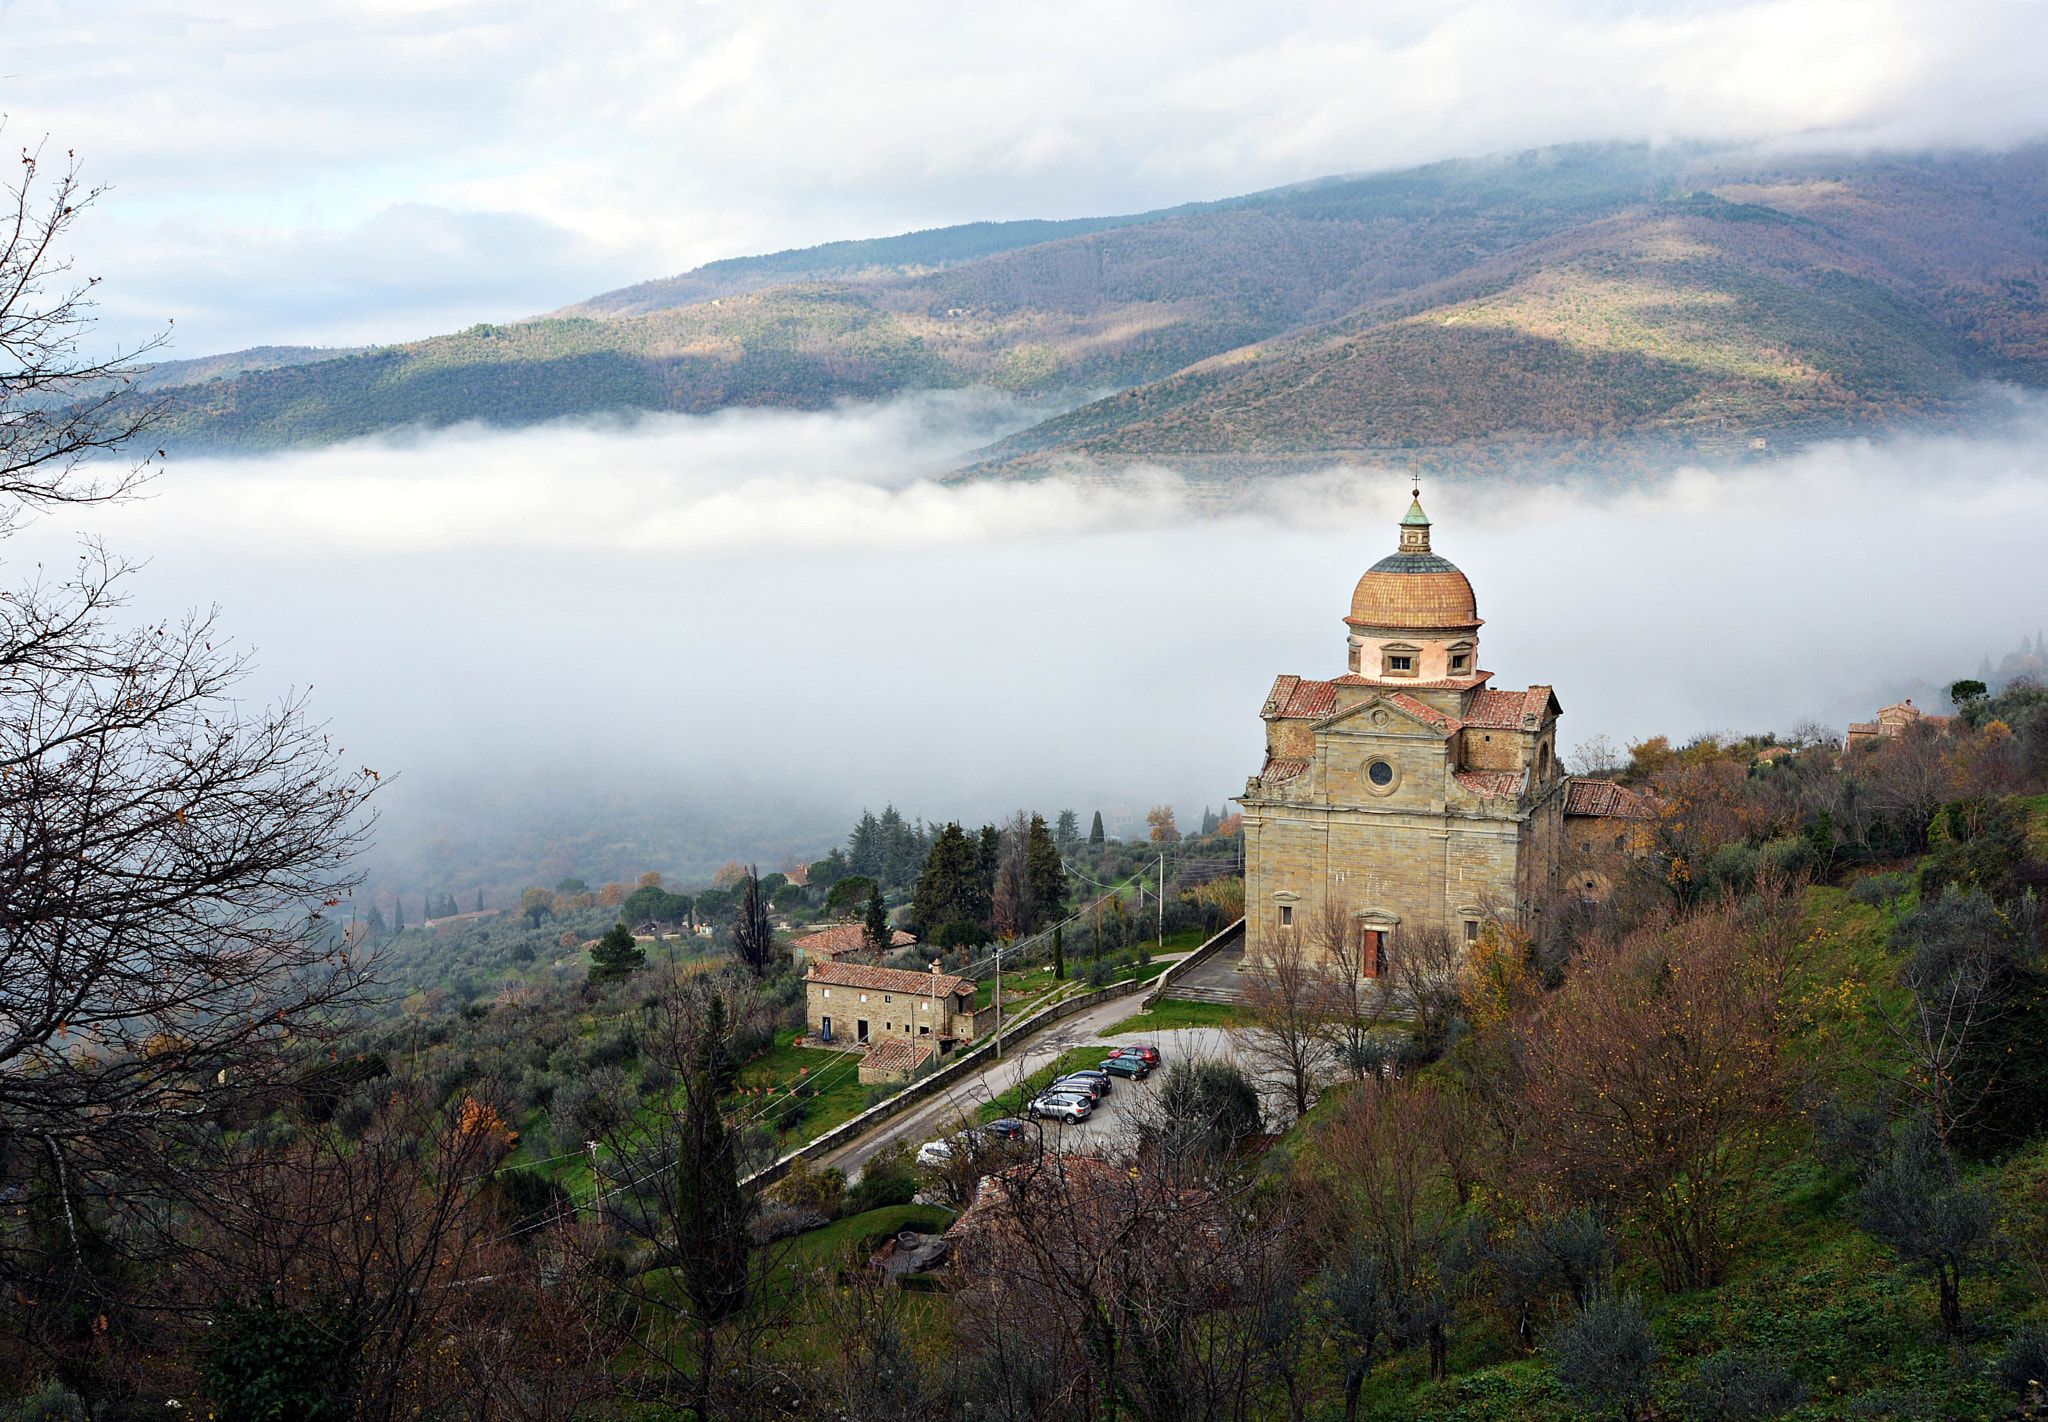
9;0;2048;357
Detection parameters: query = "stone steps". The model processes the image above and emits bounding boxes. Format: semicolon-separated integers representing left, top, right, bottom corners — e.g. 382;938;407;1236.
1161;985;1245;1005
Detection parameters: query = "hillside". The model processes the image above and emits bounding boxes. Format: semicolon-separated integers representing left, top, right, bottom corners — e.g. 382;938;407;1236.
125;145;2048;462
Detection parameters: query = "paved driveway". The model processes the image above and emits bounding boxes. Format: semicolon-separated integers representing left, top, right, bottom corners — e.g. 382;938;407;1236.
825;1002;1289;1181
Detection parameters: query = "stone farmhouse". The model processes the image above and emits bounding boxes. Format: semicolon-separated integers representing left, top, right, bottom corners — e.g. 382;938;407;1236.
803;959;983;1050
1238;492;1648;971
1845;698;1950;749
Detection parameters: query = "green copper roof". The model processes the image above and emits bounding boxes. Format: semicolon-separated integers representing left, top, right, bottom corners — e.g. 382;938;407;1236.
1401;498;1431;526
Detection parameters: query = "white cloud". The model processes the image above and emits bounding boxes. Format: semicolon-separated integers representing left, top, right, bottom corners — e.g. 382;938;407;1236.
18;393;2047;828
5;0;2047;353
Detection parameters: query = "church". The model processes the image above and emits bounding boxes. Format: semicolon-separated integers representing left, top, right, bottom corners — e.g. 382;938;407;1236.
1236;492;1646;970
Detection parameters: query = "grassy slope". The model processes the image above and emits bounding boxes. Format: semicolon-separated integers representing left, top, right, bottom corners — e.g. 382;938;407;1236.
132;147;2048;456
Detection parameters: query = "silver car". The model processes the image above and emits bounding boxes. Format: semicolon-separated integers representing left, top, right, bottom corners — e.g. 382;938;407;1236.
1028;1092;1092;1123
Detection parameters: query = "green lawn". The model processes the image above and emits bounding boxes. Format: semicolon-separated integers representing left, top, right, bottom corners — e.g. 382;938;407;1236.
731;1030;879;1149
1104;999;1249;1034
784;1202;957;1267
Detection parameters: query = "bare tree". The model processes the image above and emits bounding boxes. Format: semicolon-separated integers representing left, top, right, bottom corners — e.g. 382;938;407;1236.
1;144;168;520
728;864;776;976
1396;926;1466;1055
1307;899;1398;1079
1235;931;1335;1122
0;145;377;1303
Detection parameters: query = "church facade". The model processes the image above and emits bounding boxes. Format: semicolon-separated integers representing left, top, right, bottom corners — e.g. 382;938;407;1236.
1237;494;1643;970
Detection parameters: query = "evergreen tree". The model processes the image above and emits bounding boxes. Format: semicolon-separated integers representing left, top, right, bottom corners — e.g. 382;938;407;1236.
475;889;483;912
977;824;1001;913
1053;924;1065;980
1089;810;1106;847
863;884;890;953
366;904;387;936
730;866;777;977
848;810;884;878
393;896;404;933
670;1070;749;1349
589;922;646;984
1025;812;1067;933
913;823;983;934
696;995;736;1092
1055;809;1080;851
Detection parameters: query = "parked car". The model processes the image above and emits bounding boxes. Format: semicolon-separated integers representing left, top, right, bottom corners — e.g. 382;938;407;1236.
986;1118;1027;1140
1052;1074;1107;1102
1100;1056;1151;1080
1108;1044;1162;1068
1063;1068;1113;1087
1028;1093;1092;1123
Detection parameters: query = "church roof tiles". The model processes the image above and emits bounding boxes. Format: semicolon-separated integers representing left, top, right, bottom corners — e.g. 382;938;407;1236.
1463;687;1556;729
1260;756;1312;784
1564;780;1655;819
1454;770;1525;798
1263;675;1340;719
1380;692;1461;732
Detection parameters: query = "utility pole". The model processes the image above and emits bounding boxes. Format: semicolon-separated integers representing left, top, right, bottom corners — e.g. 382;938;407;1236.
1158;852;1165;949
994;941;1004;1059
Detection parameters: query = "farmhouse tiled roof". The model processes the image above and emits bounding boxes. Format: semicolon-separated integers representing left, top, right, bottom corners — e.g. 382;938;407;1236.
1454;770;1524;799
862;1038;937;1073
1463;687;1555;729
806;959;972;998
792;924;918;957
1564;779;1655;819
1262;675;1339;720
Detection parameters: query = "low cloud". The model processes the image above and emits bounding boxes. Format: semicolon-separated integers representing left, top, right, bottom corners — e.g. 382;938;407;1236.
19;392;2048;876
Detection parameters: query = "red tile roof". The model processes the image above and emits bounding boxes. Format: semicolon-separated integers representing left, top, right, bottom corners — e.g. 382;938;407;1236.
1564;779;1655;819
1381;691;1462;732
862;1038;938;1073
806;960;973;998
1463;686;1555;730
793;923;919;957
1262;675;1339;720
1454;770;1524;799
1335;672;1492;691
1260;756;1312;784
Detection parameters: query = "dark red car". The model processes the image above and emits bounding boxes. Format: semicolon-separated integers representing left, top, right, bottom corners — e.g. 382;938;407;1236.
1108;1044;1162;1068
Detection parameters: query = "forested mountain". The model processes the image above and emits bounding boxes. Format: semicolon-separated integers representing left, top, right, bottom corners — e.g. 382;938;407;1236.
129;145;2048;464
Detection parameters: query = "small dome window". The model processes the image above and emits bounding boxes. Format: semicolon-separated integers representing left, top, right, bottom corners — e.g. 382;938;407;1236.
1368;760;1395;786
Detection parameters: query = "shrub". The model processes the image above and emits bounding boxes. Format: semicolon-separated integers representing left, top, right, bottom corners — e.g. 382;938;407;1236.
0;1380;87;1422
1679;1348;1808;1421
768;1157;848;1219
1850;872;1908;909
202;1296;363;1422
1995;1327;2048;1398
640;1059;675;1097
1550;1294;1658;1422
847;1140;918;1213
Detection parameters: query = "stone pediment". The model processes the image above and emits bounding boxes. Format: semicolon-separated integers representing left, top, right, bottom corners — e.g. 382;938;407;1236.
1316;690;1458;740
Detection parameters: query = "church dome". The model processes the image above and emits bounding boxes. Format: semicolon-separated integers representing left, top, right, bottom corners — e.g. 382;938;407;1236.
1344;495;1480;629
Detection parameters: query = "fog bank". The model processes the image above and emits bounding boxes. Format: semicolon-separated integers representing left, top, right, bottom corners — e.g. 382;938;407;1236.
18;394;2048;884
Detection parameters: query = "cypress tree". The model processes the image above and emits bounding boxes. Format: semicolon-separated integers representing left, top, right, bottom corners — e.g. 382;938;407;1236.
475;889;483;912
730;867;777;977
1025;812;1067;933
589;922;646;984
673;1071;748;1325
863;884;890;954
393;897;404;933
1089;811;1105;847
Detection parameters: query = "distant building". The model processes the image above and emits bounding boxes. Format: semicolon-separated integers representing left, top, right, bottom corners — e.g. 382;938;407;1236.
790;923;917;965
804;959;979;1049
1845;698;1951;750
1237;493;1648;969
